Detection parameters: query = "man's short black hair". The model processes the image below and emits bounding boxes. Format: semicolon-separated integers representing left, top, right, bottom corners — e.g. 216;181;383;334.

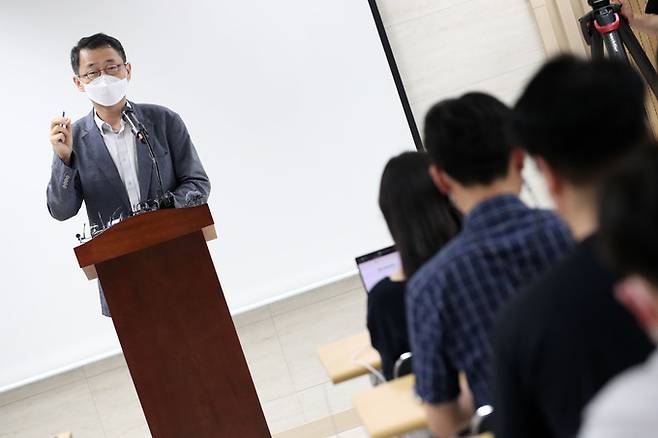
423;92;513;186
71;33;126;75
600;145;658;287
513;55;647;186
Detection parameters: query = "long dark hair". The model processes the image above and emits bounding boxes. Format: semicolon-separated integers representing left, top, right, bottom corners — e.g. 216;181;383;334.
379;151;461;278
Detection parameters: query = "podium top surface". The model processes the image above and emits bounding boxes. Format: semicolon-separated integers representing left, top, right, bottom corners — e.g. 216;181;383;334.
74;204;215;270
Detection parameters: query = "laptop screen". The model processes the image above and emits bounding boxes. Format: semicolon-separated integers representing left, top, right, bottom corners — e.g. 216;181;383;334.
355;246;402;293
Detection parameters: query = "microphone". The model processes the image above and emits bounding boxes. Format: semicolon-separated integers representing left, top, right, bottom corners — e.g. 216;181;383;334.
121;106;147;143
76;223;85;243
121;103;174;209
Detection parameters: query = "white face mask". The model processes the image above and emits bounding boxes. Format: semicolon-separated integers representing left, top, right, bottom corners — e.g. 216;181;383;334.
84;74;128;107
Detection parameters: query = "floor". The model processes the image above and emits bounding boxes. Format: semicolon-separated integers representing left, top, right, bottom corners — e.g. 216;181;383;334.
0;275;372;437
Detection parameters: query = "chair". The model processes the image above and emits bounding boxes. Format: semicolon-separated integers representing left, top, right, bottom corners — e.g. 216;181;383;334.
470;405;494;435
367;349;412;386
393;352;413;379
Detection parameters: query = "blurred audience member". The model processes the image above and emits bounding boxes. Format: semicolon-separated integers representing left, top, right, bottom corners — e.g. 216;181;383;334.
368;151;461;381
578;145;658;438
407;93;573;437
493;55;654;438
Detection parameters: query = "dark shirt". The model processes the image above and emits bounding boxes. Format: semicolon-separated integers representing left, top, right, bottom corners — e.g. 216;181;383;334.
493;234;655;438
407;194;574;407
367;278;409;380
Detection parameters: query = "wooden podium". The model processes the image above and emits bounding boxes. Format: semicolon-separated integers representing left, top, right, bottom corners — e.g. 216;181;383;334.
74;205;271;437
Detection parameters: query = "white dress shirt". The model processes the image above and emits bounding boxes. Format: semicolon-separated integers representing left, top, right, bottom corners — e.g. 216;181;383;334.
579;350;658;438
94;111;141;210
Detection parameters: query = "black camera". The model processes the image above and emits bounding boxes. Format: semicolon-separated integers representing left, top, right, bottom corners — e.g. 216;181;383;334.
579;0;658;100
647;0;658;15
593;0;658;15
588;0;611;8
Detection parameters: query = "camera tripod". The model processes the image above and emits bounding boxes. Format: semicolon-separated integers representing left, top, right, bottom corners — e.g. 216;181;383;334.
579;0;658;99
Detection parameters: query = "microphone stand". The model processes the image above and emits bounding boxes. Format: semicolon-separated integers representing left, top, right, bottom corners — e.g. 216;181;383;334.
122;107;175;209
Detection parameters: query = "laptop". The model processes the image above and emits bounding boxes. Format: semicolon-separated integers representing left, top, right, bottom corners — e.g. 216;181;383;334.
355;246;402;293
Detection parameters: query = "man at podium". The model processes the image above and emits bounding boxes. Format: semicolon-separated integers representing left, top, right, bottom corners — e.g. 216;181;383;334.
46;33;211;316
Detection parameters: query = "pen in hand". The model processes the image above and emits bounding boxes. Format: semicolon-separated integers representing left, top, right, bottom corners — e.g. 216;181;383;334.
58;111;66;143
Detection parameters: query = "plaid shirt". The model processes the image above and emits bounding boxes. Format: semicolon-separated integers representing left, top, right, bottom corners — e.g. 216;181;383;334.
407;194;573;407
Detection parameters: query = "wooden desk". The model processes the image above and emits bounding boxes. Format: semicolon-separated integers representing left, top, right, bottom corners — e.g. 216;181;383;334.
317;330;381;384
354;376;495;438
353;374;426;438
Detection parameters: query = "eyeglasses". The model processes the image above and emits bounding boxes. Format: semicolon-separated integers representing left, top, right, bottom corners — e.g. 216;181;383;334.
79;63;128;81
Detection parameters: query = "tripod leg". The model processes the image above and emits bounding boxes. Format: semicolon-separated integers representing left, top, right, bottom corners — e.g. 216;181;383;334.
602;29;629;62
618;20;658;99
591;30;604;60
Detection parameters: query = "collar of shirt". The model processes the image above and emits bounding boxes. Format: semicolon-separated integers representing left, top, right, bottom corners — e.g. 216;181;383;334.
463;193;528;233
94;110;127;135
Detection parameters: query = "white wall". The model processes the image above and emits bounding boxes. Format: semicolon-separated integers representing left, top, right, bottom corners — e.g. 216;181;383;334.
0;0;414;390
377;0;553;206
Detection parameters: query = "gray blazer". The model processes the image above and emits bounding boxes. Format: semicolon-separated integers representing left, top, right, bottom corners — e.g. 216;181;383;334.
47;102;211;315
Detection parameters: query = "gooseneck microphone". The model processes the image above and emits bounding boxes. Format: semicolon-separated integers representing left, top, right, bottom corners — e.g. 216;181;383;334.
121;106;147;143
121;104;174;209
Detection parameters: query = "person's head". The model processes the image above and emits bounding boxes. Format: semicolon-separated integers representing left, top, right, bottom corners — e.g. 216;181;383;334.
379;151;462;278
71;33;131;107
423;92;525;213
600;145;658;343
513;55;648;229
